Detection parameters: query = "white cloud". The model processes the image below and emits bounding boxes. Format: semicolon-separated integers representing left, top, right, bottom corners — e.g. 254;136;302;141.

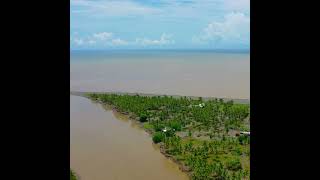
112;38;129;46
73;38;84;45
71;32;129;46
193;12;249;46
88;40;96;45
92;32;113;40
135;33;174;46
71;32;174;47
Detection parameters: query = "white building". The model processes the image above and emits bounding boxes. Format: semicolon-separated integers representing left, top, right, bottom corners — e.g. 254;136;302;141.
240;131;250;136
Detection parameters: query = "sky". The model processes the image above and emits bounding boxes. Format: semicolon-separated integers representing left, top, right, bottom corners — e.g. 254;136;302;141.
70;0;250;50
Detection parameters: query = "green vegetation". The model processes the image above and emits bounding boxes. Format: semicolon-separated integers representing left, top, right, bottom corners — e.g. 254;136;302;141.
70;169;77;180
143;122;154;130
153;132;165;143
88;93;250;180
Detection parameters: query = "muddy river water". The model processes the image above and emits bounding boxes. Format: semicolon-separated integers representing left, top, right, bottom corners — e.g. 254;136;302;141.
70;95;189;180
71;50;250;99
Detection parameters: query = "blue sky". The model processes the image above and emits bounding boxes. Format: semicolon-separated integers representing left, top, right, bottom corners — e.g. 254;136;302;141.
71;0;250;50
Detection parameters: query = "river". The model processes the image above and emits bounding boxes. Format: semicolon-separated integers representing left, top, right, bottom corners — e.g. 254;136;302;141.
70;95;189;180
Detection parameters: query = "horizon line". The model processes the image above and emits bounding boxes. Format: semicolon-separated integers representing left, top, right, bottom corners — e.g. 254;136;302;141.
70;48;250;52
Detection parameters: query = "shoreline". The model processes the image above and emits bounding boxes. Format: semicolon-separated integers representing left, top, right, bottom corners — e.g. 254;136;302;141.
70;91;250;104
79;94;194;177
71;92;250;179
106;103;193;176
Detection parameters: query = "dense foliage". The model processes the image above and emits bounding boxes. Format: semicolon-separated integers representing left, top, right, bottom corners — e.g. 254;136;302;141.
152;132;165;143
88;93;250;180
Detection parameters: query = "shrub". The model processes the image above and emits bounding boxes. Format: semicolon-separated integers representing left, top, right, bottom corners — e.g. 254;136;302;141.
143;123;153;130
88;93;98;100
226;158;242;171
154;123;165;132
169;120;182;131
152;132;165;143
139;113;148;122
233;146;242;156
165;129;175;137
238;135;250;145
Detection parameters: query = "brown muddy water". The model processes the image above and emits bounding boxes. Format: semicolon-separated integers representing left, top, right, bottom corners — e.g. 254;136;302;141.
70;95;189;180
70;50;250;99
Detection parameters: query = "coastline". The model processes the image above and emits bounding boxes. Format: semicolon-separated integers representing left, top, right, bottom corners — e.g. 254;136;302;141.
82;94;194;177
105;102;193;176
70;91;250;104
71;91;250;179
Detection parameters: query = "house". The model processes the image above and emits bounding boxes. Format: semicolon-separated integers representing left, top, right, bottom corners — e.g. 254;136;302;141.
189;103;205;108
162;127;168;132
240;131;250;136
197;103;205;108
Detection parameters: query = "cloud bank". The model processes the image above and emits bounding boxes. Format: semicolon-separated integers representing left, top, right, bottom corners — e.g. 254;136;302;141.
71;32;174;47
135;33;174;46
193;12;250;47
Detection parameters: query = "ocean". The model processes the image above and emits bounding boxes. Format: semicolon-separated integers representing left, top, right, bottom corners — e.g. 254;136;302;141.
70;50;250;99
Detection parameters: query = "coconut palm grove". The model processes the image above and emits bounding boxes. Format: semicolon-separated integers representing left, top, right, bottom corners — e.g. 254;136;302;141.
87;93;250;180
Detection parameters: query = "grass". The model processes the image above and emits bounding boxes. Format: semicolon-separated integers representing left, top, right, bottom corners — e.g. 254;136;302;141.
143;122;154;130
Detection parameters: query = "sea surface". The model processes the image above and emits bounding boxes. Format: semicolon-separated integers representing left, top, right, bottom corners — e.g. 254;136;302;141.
70;50;250;99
